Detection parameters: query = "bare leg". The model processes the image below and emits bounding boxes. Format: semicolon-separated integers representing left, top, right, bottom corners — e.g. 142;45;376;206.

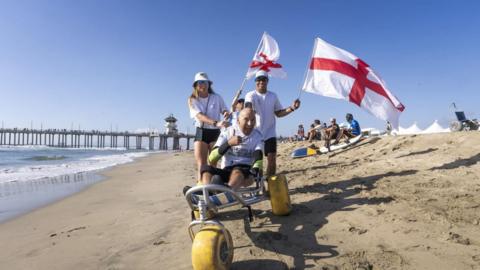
201;171;213;185
343;131;354;142
194;141;209;181
266;152;276;176
228;169;246;190
308;131;314;142
324;130;331;151
334;129;344;143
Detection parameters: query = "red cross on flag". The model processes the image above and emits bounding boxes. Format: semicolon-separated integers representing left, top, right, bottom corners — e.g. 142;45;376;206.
246;32;287;79
302;37;405;129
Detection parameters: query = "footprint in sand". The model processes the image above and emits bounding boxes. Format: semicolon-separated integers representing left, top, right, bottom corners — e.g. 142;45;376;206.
348;226;368;235
315;264;339;270
447;232;471;245
66;226;86;233
49;226;86;238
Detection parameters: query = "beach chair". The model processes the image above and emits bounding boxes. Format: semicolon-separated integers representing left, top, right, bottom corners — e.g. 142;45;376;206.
449;103;479;131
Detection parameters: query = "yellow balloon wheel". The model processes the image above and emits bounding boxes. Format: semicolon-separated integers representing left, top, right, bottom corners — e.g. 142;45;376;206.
268;174;292;216
193;209;216;220
192;225;234;270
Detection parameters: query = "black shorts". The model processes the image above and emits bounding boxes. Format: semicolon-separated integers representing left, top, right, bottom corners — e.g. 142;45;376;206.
194;127;220;144
200;164;252;183
264;137;277;156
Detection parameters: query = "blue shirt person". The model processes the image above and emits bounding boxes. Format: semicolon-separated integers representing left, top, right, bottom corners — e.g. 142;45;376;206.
333;113;361;146
348;118;361;136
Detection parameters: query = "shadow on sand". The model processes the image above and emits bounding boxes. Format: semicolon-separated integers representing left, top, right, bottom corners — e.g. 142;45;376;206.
397;147;438;158
241;169;418;270
231;259;288;270
429;153;480;171
278;162;343;175
328;137;381;157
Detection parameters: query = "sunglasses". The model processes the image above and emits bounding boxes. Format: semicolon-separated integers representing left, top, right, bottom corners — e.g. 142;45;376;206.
196;80;209;85
255;77;268;82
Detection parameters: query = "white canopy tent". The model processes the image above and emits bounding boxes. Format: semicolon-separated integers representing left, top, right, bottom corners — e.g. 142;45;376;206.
421;120;450;134
398;122;423;135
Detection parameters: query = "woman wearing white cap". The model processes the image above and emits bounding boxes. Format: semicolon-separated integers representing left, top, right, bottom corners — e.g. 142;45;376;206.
188;72;230;180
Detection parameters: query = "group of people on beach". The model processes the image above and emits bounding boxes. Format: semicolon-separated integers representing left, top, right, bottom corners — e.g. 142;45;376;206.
294;113;362;152
187;70;300;190
294;119;325;143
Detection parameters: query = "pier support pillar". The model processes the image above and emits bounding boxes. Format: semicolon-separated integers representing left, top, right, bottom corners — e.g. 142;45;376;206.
173;137;180;150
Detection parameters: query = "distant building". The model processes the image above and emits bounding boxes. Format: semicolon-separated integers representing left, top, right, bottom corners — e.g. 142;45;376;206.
164;114;178;135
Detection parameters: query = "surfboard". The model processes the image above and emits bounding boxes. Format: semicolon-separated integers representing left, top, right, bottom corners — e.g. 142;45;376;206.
319;134;363;154
290;146;319;159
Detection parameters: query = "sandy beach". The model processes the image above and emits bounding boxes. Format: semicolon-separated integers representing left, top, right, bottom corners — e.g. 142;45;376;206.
1;132;479;270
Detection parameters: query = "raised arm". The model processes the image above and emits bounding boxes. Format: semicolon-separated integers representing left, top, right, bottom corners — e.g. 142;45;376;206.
275;99;301;118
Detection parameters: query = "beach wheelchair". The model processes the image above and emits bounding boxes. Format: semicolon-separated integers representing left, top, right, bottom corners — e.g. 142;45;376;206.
184;174;291;270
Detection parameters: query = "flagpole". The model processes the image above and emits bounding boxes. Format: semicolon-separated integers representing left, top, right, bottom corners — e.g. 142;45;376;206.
297;38;317;100
231;77;247;108
231;31;266;107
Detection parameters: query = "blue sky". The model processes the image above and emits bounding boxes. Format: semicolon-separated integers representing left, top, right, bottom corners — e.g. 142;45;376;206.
1;0;479;136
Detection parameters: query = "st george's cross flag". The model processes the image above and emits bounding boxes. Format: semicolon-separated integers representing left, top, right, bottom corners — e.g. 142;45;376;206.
302;37;405;129
245;32;287;79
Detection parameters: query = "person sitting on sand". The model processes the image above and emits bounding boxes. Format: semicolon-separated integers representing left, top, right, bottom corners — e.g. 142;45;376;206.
324;118;340;152
297;124;305;141
200;107;263;190
336;113;361;143
307;119;322;142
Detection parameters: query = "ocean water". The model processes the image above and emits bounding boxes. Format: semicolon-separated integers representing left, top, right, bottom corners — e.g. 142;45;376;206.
0;146;152;222
0;146;150;183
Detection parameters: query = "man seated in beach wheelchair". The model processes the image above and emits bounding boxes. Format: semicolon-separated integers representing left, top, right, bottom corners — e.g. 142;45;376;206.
184;108;292;270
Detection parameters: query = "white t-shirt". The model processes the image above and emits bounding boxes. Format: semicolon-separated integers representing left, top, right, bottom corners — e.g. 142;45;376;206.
214;126;263;168
188;93;228;129
244;90;283;140
230;111;240;128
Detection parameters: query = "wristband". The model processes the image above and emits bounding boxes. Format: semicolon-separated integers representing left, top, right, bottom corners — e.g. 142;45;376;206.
212;120;218;126
218;141;231;155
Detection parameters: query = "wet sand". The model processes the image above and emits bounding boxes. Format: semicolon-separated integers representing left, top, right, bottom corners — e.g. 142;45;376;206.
0;153;196;270
0;132;479;269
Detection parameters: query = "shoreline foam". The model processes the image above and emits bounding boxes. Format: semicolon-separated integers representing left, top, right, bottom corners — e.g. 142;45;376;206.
0;147;153;183
0;151;158;223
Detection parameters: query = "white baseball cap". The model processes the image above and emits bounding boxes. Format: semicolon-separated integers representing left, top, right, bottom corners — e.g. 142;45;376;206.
255;70;269;80
193;72;211;86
